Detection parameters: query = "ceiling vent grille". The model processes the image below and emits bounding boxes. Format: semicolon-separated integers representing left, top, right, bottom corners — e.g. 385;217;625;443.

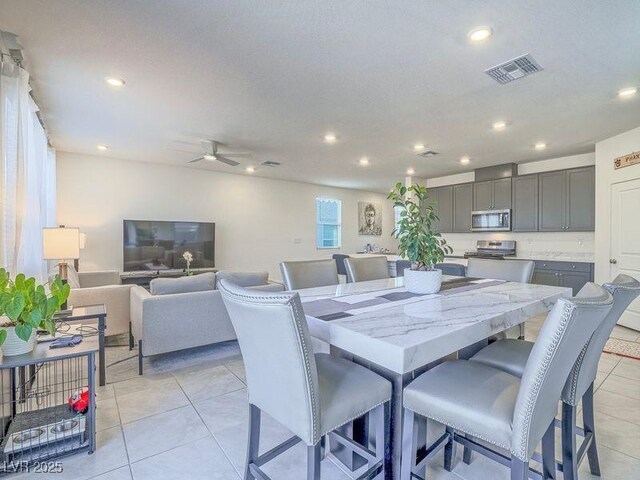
260;160;281;167
416;150;439;157
485;54;543;84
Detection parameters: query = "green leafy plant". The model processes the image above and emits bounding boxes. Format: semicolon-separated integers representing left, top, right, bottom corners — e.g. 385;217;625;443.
388;182;453;270
0;268;70;346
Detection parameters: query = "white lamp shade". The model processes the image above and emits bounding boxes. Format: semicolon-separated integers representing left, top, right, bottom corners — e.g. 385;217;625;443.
43;227;80;260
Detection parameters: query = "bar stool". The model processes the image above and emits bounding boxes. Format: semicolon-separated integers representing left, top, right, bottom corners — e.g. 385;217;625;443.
400;283;613;480
218;279;392;480
468;274;640;479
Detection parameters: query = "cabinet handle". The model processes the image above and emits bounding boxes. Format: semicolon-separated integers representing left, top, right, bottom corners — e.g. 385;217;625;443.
572;265;576;269
609;259;617;264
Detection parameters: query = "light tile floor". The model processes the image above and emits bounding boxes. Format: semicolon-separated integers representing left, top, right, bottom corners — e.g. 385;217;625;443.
27;319;640;480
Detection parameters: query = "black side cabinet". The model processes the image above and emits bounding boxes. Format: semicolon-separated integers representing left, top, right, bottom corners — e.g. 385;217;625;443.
531;260;594;295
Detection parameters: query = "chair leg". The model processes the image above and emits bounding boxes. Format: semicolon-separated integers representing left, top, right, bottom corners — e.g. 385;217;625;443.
582;383;601;476
245;404;261;480
510;457;529;480
129;322;134;350
368;402;388;472
561;402;578;480
444;426;456;472
307;443;321;480
138;340;143;375
463;435;473;465
542;421;556;479
401;409;419;480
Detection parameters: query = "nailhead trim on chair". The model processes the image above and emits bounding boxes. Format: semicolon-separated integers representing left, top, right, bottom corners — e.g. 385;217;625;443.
512;299;575;461
565;342;590;406
321;398;390;438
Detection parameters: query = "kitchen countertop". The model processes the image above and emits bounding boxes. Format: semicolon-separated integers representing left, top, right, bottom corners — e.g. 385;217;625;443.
445;252;595;264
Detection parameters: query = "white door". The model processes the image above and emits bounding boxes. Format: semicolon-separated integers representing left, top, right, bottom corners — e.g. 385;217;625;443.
611;178;640;330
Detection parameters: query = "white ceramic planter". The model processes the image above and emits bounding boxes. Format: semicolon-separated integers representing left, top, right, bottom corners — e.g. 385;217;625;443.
404;268;442;294
1;321;36;356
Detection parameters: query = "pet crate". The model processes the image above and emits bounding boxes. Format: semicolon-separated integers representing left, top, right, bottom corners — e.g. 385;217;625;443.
0;340;97;475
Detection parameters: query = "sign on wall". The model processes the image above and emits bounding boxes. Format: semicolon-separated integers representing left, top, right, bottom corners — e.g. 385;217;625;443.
614;150;640;170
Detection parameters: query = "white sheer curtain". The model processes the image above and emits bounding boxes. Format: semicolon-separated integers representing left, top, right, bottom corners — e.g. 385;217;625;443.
0;47;57;281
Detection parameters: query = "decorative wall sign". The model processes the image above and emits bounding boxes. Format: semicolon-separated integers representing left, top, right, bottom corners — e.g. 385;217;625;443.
614;150;640;170
358;202;382;236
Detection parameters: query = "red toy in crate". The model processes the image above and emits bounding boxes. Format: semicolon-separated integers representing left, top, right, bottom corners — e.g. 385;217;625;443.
69;389;90;414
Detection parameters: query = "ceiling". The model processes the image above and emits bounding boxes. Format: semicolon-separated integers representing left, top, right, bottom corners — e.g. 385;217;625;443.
1;0;639;192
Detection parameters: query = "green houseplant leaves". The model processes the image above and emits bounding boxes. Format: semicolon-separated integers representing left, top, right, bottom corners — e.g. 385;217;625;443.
0;268;70;345
388;183;453;270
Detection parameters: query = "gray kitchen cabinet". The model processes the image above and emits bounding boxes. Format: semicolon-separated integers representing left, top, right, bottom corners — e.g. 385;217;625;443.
512;174;539;232
531;260;594;295
473;178;512;210
453;183;473;232
566;166;595;231
473;181;493;210
436;185;453;233
538;170;566;231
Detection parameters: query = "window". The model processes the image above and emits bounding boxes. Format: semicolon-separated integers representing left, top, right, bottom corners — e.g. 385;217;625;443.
316;198;341;249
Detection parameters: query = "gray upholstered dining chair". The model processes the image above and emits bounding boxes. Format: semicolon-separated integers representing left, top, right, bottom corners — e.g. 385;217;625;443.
218;280;392;480
468;274;640;480
344;256;390;283
396;260;466;277
279;259;339;290
466;257;535;283
400;283;613;480
467;258;535;340
332;254;350;277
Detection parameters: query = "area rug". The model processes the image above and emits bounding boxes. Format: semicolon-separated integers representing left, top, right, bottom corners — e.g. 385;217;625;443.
604;337;640;361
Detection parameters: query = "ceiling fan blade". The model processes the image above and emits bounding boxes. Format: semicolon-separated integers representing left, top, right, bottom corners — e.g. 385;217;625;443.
218;153;252;158
216;155;240;166
188;157;205;163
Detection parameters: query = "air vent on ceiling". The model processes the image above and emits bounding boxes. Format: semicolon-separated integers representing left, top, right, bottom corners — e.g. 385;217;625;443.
260;160;281;167
416;150;439;157
485;53;543;84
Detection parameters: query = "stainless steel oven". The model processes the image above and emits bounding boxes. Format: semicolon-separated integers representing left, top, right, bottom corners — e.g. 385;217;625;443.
471;209;511;232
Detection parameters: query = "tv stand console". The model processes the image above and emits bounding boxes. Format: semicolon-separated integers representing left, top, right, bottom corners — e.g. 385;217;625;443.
120;268;218;287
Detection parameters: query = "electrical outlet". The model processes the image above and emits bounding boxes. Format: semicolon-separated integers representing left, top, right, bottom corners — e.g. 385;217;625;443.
293;238;302;244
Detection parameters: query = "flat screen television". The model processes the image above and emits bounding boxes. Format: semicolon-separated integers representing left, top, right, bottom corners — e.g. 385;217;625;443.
123;220;215;272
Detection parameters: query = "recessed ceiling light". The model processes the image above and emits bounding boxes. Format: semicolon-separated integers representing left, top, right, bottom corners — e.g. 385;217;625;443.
406;168;415;175
413;143;425;152
460;156;471;165
618;87;638;97
105;77;125;87
324;133;337;143
203;154;216;161
468;26;493;43
534;142;547;150
96;144;108;151
246;166;256;173
359;157;370;166
492;120;507;130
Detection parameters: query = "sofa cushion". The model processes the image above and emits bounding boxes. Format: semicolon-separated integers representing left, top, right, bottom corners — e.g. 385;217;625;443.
215;271;269;288
150;272;216;295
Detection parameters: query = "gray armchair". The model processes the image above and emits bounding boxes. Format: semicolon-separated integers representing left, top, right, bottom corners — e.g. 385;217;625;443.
400;283;613;480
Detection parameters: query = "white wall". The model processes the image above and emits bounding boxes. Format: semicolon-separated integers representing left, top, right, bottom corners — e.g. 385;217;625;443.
420;153;596;258
56;152;397;279
595;125;640;283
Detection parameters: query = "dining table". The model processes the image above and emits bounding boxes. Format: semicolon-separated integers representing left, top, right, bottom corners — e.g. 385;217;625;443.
297;275;572;480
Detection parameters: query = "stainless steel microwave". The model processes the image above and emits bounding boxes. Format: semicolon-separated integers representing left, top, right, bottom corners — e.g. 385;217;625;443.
471;209;511;232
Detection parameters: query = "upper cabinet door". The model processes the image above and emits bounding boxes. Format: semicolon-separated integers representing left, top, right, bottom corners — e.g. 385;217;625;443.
425;187;440;230
565;166;595;231
492;178;512;209
453;183;474;232
473;181;493;210
436;185;454;233
512;174;539;232
539;170;566;231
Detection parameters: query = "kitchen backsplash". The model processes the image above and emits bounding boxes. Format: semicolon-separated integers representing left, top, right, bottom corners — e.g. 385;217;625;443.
441;231;595;262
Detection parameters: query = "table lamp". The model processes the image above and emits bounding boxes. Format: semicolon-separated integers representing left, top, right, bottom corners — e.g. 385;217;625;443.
43;226;80;282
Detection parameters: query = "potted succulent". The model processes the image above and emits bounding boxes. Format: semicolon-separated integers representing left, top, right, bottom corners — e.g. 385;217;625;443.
388;182;453;294
0;268;70;356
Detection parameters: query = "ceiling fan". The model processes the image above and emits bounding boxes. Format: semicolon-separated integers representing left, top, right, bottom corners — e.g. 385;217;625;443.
188;140;251;166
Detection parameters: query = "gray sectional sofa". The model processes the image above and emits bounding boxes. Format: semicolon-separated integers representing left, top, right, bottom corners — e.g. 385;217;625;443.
130;271;284;374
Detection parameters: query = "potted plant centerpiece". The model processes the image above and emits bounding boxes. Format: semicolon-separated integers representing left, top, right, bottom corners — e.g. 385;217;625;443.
388;182;453;294
0;268;70;356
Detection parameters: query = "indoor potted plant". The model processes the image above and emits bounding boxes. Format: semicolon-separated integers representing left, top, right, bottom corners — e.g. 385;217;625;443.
388;182;453;294
0;268;70;356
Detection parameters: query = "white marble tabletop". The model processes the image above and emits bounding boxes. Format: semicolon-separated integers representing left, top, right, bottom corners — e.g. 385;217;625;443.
301;277;571;374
